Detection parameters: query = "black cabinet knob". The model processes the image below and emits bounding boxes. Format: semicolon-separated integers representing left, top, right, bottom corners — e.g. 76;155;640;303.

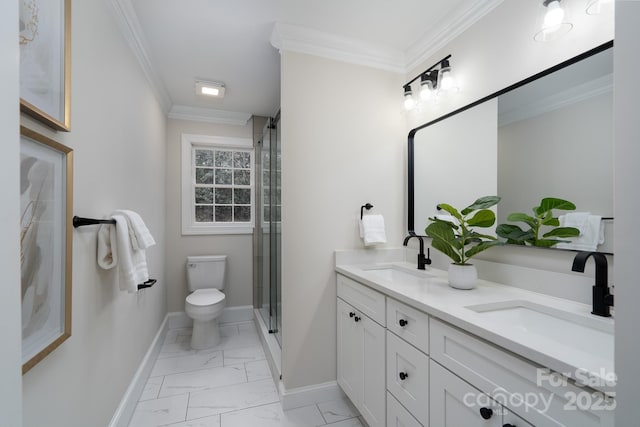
399;372;409;380
480;407;493;420
354;316;361;322
349;312;355;318
399;319;408;327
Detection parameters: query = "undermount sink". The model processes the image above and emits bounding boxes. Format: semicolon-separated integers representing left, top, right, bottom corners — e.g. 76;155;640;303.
465;300;613;356
362;265;434;281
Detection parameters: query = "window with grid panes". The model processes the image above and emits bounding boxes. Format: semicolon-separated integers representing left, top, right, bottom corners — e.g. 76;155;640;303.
181;134;254;235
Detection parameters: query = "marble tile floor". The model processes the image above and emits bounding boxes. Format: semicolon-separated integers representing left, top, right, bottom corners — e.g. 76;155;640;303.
128;321;364;427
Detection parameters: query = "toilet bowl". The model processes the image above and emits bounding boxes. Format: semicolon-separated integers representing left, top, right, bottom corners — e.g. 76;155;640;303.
185;255;227;349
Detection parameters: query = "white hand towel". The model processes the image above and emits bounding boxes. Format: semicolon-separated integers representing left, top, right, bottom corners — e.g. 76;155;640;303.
558;212;591;235
556;214;603;251
113;209;156;250
360;214;387;246
96;215;150;293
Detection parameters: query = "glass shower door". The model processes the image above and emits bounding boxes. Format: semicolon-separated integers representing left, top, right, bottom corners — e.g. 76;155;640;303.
257;113;281;346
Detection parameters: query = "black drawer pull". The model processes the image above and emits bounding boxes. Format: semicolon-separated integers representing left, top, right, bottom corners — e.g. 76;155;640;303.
349;312;355;318
399;319;408;327
399;371;409;380
354;316;361;322
480;407;493;420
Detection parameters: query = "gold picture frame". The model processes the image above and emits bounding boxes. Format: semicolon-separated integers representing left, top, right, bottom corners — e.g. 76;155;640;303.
20;126;73;374
19;0;71;131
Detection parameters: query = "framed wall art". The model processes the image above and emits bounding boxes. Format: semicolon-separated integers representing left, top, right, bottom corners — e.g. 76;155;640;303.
20;126;73;374
19;0;71;131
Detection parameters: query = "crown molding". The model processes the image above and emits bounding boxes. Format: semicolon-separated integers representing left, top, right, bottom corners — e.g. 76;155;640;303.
107;0;172;112
169;105;252;126
405;0;505;72
498;74;613;127
271;22;405;73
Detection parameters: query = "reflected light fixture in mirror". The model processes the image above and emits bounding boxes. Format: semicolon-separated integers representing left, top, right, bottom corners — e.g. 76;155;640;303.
402;55;456;111
534;0;573;42
586;0;614;15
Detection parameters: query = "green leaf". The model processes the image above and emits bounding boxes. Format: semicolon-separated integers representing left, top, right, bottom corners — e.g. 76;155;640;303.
542;227;581;238
466;209;496;228
534;239;562;247
461;196;501;215
436;203;463;221
496;224;534;242
468;231;497;241
465;240;503;259
538;197;576;213
507;213;537;228
541;216;560;226
425;222;461;249
430;238;461;264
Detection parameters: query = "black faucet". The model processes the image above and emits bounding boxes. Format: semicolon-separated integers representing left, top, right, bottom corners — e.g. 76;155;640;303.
571;251;614;317
403;235;431;270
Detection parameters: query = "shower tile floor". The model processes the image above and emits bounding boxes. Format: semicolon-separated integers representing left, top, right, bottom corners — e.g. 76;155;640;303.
128;321;364;427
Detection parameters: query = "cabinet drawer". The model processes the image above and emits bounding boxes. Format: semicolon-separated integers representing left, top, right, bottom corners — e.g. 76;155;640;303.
337;274;385;326
430;318;614;427
387;297;429;354
386;330;429;425
387;392;423;427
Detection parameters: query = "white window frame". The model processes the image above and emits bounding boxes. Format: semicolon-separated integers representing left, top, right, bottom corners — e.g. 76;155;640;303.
181;133;254;235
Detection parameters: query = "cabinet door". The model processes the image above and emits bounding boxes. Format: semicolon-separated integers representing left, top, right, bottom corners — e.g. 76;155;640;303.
360;311;386;427
337;298;362;404
502;409;534;427
386;331;429;425
430;360;502;427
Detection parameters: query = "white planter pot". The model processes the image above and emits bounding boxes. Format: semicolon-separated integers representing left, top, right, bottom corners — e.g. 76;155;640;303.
448;264;478;290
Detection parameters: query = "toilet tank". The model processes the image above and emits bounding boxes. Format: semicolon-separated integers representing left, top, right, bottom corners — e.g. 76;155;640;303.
186;255;227;292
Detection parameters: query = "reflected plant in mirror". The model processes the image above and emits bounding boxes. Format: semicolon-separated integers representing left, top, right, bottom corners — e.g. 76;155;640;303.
496;197;580;247
425;196;502;265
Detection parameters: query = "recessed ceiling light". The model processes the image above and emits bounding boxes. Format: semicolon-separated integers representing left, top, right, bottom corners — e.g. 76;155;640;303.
195;80;225;98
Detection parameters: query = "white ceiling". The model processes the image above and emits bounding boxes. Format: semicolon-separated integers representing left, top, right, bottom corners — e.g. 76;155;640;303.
122;0;502;121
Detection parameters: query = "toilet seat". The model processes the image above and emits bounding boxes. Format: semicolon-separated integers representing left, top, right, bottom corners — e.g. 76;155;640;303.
186;289;225;306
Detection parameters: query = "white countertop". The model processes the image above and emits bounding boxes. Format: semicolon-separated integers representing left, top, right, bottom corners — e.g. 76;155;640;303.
335;261;615;395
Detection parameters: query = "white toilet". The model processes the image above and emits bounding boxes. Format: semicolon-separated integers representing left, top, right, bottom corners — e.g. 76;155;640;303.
185;255;227;349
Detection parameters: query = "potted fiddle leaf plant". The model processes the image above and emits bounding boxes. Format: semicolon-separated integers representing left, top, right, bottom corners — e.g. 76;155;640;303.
425;196;502;289
496;197;580;247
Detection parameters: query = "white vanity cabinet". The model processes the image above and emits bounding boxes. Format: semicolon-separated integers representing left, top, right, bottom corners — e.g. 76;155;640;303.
336;270;615;427
430;360;532;427
337;275;386;427
430;318;614;427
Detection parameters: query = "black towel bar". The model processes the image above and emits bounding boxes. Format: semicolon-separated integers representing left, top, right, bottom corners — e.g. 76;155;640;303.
138;279;157;290
360;203;374;219
73;216;116;228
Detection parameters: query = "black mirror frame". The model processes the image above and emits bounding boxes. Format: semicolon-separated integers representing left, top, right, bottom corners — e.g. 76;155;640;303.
407;40;614;236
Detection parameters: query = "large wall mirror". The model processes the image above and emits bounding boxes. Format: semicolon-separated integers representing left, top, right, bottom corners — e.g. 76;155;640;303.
408;41;613;254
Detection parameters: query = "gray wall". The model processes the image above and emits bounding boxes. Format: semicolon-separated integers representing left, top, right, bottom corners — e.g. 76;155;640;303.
614;1;640;424
20;0;168;426
0;0;23;425
165;118;256;312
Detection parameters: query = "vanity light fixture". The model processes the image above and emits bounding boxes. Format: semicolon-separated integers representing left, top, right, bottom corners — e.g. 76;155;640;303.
403;85;416;111
419;70;438;101
585;0;614;15
534;0;573;42
402;54;456;111
195;80;226;98
437;59;459;93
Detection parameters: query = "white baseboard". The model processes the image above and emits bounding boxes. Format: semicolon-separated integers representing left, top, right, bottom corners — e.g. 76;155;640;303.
167;305;254;329
280;381;345;411
108;315;169;427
